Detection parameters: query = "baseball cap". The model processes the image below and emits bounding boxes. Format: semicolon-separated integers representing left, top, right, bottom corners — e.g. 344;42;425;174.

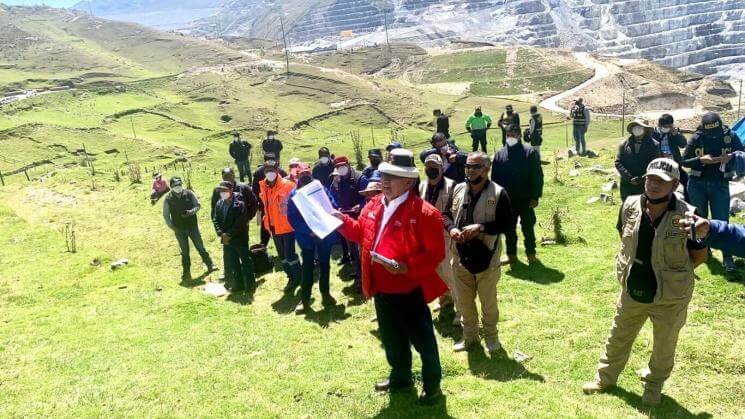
645;158;680;182
424;153;443;167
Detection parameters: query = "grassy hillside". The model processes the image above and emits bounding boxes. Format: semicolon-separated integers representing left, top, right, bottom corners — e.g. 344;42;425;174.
0;7;743;418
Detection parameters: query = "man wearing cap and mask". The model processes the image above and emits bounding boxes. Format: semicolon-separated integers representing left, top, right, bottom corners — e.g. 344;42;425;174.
162;176;215;281
261;130;283;162
329;156;364;287
419;132;467;183
498;104;520;147
288;163;339;314
210;167;257;222
420;153;460;326
652;114;688;197
213;181;255;292
359;148;383;192
444;151;514;353
332;148;448;405
682;112;743;272
615;119;660;202
229;132;252;183
258;160;301;293
583;158;708;406
466;106;492;152
312;147;335;188
253;152;288;247
491;124;543;264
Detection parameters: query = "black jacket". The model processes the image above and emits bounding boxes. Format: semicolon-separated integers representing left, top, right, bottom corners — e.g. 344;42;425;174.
498;112;520;131
210;181;258;222
229;139;251;161
615;136;660;185
312;161;335;188
651;128;686;164
491;142;543;208
261;138;283;158
436;114;450;138
419;142;468;183
213;195;249;245
682;126;743;181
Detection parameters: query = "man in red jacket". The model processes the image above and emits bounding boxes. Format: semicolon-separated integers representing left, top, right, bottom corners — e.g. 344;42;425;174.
333;148;448;405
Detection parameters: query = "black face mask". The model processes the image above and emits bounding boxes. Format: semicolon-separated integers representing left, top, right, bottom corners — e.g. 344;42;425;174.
475;111;482;117
507;110;513;115
298;175;313;187
644;193;670;205
370;158;382;168
425;167;440;180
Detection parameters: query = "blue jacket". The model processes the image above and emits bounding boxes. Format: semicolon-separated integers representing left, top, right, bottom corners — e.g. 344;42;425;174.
287;188;339;250
706;220;745;258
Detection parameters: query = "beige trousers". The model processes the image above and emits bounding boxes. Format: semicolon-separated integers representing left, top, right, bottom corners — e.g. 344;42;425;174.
452;260;500;343
437;237;458;307
596;291;690;392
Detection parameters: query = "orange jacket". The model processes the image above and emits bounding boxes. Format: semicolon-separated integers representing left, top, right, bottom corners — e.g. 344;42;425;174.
258;176;295;235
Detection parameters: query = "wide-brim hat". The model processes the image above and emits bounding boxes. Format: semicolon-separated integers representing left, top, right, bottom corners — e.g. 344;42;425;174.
627;118;653;135
359;181;382;196
378;149;419;179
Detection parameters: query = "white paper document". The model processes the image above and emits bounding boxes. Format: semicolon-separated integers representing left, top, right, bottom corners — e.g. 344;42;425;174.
291;180;342;239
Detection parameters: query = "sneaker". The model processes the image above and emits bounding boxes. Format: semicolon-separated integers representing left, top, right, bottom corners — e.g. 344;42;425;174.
485;337;502;353
374;378;413;393
417;388;444;405
295;301;310;315
321;293;337;307
582;380;611;395
642;387;661;406
724;256;736;272
453;339;478;352
500;254;517;265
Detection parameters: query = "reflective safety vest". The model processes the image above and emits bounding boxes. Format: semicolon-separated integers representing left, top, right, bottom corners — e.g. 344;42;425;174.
258;177;296;235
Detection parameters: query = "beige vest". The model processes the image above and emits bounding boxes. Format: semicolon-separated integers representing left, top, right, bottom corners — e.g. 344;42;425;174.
617;195;696;303
450;181;503;266
419;177;455;214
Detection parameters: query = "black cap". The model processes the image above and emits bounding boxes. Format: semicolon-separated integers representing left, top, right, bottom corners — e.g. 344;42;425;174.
169;176;182;187
506;104;513;111
386;141;402;152
431;132;447;144
701;112;722;131
216;181;234;191
658;113;674;126
264;160;278;170
368;148;382;158
263;152;277;161
318;147;330;157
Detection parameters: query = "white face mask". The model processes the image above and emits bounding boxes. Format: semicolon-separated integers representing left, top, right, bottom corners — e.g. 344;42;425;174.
172;186;183;194
220;191;231;200
265;172;278;182
660;127;671;134
320;156;330;165
506;137;519;147
268;135;275;140
338;166;350;177
632;126;645;137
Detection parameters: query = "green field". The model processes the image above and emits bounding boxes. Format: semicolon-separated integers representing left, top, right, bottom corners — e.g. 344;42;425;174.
0;6;743;418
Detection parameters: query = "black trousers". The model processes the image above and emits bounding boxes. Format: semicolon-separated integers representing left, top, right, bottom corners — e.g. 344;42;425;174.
223;242;255;291
471;129;487;152
374;288;441;394
505;205;537;256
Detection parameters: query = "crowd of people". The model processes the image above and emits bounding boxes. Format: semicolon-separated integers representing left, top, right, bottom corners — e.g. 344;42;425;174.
151;105;744;406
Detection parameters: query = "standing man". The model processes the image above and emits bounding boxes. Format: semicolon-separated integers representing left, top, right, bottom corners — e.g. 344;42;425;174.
433;108;450;139
252;152;287;247
653;114;688;198
443;151;514;352
210;167;256;221
258;160;301;293
682;112;743;272
385;141;402;162
570;97;591;155
162;176;215;281
329;156;364;287
229;132;252;183
420;154;460;326
359;148;383;192
583;158;708;406
213;181;255;292
498;104;520;147
491;124;543;264
526;105;543;155
312;147;335;188
465;106;492;152
615;119;660;202
288;164;339;313
261;130;283;162
333;148;448;405
419;132;467;183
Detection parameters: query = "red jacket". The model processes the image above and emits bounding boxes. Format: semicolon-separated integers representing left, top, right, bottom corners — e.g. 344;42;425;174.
339;193;448;303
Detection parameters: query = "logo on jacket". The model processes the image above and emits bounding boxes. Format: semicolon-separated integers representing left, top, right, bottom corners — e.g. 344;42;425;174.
724;135;731;144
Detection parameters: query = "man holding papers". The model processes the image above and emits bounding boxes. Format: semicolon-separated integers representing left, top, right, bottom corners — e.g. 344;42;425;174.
332;148;448;405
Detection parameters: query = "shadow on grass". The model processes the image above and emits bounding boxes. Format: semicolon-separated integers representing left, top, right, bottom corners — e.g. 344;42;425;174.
504;259;565;284
705;256;744;284
225;279;265;305
338;263;358;282
433;305;462;343
373;388;454;419
341;283;366;307
467;346;544;383
178;270;211;288
302;302;351;328
606;387;712;418
271;290;299;314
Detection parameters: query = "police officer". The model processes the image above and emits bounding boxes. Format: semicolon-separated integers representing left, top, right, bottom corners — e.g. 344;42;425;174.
419;132;467;183
682;112;743;272
526;105;543;155
570;97;591;155
465;106;492;152
497;104;520;147
583;158;708;406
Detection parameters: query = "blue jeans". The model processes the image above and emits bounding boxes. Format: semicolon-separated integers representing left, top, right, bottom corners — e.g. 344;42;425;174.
687;177;731;258
573;125;587;154
300;240;331;302
174;226;213;273
235;159;251;183
273;232;301;286
374;288;441;394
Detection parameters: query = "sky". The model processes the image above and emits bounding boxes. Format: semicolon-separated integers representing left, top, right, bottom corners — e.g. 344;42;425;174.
0;0;79;6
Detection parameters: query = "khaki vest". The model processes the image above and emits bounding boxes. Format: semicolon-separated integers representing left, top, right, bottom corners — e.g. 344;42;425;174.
450;181;503;266
419;177;455;214
617;195;696;303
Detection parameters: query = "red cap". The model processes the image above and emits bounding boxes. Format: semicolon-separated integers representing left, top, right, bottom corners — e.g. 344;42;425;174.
297;163;311;175
334;156;349;167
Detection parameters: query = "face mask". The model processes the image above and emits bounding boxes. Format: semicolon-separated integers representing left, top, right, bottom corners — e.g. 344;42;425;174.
220;191;231;200
319;156;330;165
644;192;669;205
507;110;513;115
632;127;645;137
268;135;275;140
506;137;519;146
660;127;671;134
475;111;482;117
172;186;183;194
425;167;440;180
370;158;381;167
338;166;350;177
438;145;449;154
265;172;278;182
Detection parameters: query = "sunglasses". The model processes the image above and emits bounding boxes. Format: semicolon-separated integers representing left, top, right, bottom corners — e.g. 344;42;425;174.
465;163;484;170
